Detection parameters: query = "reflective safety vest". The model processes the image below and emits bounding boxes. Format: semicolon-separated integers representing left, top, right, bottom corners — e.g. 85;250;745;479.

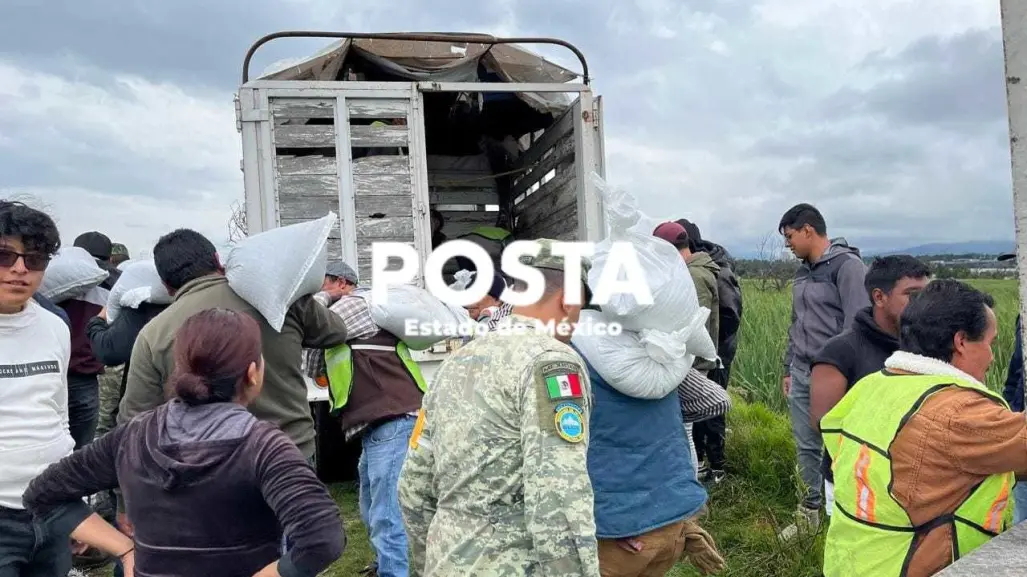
821;370;1014;576
322;341;428;416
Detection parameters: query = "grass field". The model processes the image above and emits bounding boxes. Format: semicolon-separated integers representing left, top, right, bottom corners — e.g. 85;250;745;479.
86;278;1023;577
319;278;1023;577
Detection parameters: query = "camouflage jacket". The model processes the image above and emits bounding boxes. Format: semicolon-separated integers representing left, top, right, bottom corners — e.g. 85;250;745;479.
398;313;600;577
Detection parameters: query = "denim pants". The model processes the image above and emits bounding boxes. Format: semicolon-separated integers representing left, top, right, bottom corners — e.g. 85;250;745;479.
1015;481;1027;525
788;363;823;510
0;506;72;577
68;374;100;450
358;415;416;577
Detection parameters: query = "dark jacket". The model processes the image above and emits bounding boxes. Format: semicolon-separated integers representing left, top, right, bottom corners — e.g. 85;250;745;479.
59;299;104;376
693;240;743;366
687;252;721;373
32;292;70;328
24;400;344;577
119;275;349;459
578;350;708;539
86;303;167;368
341;331;424;434
812;306;899;482
1003;314;1024;412
784;240;869;369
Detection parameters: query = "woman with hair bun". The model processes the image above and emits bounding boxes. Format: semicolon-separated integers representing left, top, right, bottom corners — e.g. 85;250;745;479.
22;308;345;577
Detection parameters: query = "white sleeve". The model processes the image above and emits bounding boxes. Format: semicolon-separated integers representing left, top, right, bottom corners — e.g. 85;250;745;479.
57;327;71;435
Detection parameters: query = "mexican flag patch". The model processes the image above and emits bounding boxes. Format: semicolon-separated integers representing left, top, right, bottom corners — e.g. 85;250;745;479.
545;372;583;399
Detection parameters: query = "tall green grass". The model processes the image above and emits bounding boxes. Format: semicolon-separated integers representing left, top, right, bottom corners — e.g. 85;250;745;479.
732;278;1022;411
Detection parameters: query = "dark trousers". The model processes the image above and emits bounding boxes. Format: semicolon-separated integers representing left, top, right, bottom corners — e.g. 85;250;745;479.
694;365;730;470
68;373;100;450
0;506;72;577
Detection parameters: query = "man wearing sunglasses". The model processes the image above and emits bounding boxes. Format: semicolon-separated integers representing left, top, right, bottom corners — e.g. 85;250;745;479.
0;201;96;576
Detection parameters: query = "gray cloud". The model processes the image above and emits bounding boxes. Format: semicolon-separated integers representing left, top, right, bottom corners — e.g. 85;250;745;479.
0;0;1016;257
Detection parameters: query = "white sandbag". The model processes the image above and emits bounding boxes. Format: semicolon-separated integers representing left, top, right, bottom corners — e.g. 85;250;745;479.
369;283;472;350
225;213;337;332
39;247;109;303
105;259;172;323
587;172;700;334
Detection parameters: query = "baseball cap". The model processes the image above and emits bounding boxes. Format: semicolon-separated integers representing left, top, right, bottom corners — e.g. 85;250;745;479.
653;222;690;249
518;238;595;309
111;243;129;257
73;232;113;261
326;261;359;285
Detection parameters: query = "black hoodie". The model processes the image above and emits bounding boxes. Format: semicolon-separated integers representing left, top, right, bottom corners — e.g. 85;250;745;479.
23;401;344;577
812;306;899;482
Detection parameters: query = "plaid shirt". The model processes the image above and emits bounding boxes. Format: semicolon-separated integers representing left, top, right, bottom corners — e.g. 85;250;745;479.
304;291;378;387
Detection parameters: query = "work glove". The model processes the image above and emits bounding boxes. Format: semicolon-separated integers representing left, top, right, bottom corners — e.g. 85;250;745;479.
680;517;725;575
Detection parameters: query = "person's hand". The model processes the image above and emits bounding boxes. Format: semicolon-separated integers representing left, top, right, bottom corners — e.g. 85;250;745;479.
782;375;792;397
117;512;135;538
680;518;725;575
97;307;108;321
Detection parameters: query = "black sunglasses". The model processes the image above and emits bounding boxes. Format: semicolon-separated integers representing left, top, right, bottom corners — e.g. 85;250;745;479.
0;249;51;272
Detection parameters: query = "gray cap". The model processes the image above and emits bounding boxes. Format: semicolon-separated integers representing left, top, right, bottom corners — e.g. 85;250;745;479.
326;261;359;284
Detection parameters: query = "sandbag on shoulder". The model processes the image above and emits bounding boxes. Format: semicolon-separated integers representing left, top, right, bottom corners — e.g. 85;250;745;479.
105;259;172;323
39;247;109;303
368;284;472;350
572;309;719;399
225;213;337;332
586;173;703;336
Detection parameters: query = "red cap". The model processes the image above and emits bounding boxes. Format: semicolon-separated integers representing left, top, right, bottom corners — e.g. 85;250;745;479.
653;221;690;248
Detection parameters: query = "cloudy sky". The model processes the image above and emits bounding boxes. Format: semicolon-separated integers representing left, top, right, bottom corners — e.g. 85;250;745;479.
0;0;1013;257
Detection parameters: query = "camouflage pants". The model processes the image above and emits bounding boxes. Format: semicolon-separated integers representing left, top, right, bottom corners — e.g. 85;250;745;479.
91;365;124;525
94;365;124;440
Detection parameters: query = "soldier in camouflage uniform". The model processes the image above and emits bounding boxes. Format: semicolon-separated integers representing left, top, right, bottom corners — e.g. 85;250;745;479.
94;242;129;441
110;242;129;267
398;239;601;577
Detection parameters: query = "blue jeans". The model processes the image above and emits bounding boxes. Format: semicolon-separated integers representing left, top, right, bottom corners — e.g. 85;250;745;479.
788;364;823;510
358;416;416;577
68;374;100;450
1015;481;1027;525
0;506;72;577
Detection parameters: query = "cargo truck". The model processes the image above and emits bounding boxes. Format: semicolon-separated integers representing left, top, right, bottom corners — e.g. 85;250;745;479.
235;31;607;477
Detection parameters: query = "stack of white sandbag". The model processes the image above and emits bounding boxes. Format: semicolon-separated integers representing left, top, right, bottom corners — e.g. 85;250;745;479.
39;247;109;304
571;173;718;399
225;213;337;332
105;259;173;322
368;283;472;350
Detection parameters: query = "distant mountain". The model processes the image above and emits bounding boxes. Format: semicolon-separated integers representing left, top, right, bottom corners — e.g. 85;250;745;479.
876;240;1015;257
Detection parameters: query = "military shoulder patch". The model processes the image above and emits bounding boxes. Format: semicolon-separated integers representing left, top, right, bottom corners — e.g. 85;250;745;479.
554;401;585;443
538;361;584;400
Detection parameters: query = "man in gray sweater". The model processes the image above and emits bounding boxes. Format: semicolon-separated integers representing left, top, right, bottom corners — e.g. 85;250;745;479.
777;203;868;539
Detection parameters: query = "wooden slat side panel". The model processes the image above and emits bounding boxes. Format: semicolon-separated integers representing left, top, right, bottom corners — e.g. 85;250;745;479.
513;162;576;219
529;204;580;240
429;190;499;205
356;217;415;240
271;98;335;119
352;155;408;175
512;133;576;199
348;99;410;119
350;125;408;148
280;217;341;239
277;155;337;176
275;124;335;148
512;108;575;172
355;195;413;217
278;175;338;197
353;173;413;196
513;170;578;236
279;195;339;222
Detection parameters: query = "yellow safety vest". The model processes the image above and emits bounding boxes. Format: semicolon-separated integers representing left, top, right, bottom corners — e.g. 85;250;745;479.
323;341;428;416
820;370;1014;576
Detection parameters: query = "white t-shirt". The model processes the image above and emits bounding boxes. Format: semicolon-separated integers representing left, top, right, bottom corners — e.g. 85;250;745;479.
0;299;74;509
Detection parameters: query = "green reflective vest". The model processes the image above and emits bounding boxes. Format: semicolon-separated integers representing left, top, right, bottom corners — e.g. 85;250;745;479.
821;370;1014;576
323;341;428;416
467;226;512;242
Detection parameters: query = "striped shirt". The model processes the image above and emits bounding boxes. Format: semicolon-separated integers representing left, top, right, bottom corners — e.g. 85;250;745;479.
678;369;731;423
